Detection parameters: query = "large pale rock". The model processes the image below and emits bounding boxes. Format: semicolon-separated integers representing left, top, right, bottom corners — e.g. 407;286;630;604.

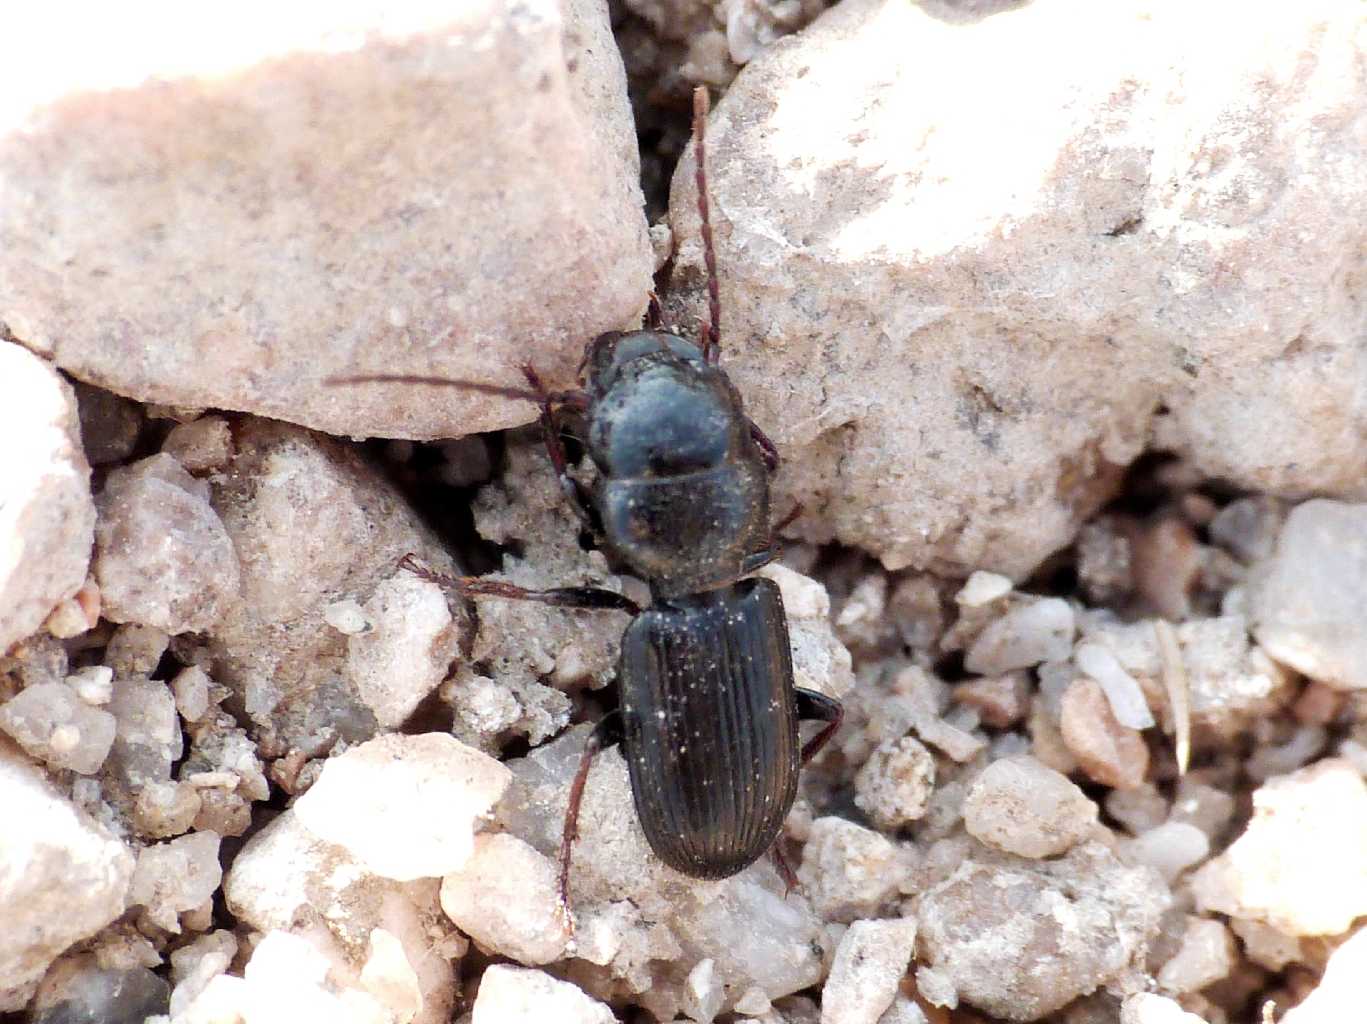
0;0;651;440
1191;758;1367;936
293;733;511;881
1249;500;1367;690
0;741;133;1011
222;811;457;1024
666;0;1367;577
0;342;94;652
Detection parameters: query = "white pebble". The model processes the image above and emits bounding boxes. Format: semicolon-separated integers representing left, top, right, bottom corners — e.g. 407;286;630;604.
965;598;1075;674
68;665;114;706
471;965;614;1024
1119;822;1209;882
821;917;918;1024
955;571;1012;607
963;755;1098;858
323;598;371;635
1075;641;1155;729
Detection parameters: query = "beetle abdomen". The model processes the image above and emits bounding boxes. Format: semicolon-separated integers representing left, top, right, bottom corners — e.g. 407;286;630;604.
619;577;799;878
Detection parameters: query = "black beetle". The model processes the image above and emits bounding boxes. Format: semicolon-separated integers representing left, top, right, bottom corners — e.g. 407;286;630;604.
334;87;841;909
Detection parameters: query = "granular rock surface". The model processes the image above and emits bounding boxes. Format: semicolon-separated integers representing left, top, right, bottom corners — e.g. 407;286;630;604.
1;3;1365;1024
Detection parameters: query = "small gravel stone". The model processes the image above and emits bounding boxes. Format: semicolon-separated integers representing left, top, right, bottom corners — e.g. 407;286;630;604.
1229;919;1302;972
0;681;117;774
951;672;1031;728
798;817;909;923
132;780;203;839
170;666;211;723
1120;993;1208;1024
1075;641;1155;730
168;930;237;1018
682;957;725;1024
965;598;1075;675
102;674;183;812
345;573;461;730
161;416;233;472
1209;496;1285;564
820;917;918;1024
323;598;370;636
68;665;114;705
1249;500;1367;690
128;830;223;933
956;571;1013;608
917;842;1168;1021
1105;784;1169;836
963;755;1098;859
854;736;936;829
1156;916;1234;994
472;965;615;1024
94;453;242;633
439;833;568;965
1118;822;1209;883
1191;758;1367;936
359;928;423;1024
104;623;170;677
293;732;511;881
1060;676;1150;789
29;959;169;1024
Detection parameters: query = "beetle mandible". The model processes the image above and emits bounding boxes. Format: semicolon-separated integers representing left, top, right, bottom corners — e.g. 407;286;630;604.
336;87;842;914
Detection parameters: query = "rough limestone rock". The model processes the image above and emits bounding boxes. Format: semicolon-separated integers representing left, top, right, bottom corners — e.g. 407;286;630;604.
0;342;94;652
917;842;1168;1021
666;0;1367;577
0;0;651;439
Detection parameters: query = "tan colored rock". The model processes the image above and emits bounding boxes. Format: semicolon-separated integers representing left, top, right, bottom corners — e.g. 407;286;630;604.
666;0;1367;578
0;342;94;653
1060;676;1150;790
963;755;1098;859
0;0;651;440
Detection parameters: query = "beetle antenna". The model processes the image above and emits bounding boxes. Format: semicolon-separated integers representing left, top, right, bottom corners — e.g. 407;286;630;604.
693;86;721;366
325;373;545;402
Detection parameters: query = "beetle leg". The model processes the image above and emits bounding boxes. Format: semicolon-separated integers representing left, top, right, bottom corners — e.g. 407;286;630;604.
749;420;780;472
769;838;800;896
795;688;844;765
559;712;624;924
692;86;722;366
519;364;601;533
397;555;640;614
